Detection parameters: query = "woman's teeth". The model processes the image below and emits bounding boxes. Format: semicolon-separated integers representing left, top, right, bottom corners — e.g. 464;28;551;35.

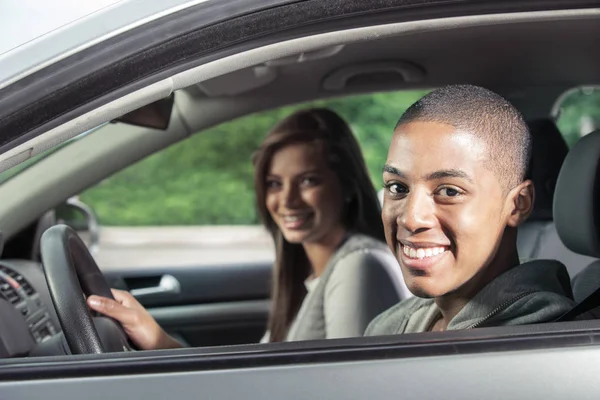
281;213;312;229
403;245;447;260
283;214;308;222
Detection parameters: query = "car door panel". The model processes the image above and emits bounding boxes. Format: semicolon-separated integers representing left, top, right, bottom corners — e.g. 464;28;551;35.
102;261;272;347
150;299;269;347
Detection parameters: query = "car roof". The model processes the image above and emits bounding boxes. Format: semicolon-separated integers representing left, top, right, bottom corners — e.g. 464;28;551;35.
0;0;209;90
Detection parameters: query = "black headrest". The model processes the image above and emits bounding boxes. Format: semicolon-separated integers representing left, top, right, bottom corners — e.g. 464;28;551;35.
554;129;600;258
526;118;569;220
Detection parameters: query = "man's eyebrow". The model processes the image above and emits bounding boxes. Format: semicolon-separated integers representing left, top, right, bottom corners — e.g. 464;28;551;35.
383;164;406;178
383;165;473;183
426;169;474;183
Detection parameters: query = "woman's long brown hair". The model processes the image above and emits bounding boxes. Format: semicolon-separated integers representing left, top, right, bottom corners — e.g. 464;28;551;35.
252;108;385;342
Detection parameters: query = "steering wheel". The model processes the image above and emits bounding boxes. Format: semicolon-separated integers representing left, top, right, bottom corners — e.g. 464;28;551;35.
40;224;132;354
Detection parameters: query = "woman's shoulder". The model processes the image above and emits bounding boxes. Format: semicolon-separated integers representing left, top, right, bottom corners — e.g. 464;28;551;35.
325;233;402;290
325;233;391;277
336;233;389;258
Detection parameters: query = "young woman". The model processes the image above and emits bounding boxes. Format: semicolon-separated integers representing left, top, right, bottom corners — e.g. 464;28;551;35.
88;108;407;347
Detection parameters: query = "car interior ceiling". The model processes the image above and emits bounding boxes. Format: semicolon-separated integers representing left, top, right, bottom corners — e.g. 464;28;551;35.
2;11;600;358
175;16;600;133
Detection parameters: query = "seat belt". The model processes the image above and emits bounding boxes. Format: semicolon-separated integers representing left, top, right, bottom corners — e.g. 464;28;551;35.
556;287;600;321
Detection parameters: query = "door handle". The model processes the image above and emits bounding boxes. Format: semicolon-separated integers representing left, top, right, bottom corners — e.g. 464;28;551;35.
130;275;181;299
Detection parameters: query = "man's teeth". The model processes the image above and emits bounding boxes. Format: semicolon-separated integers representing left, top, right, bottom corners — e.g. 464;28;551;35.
402;245;447;259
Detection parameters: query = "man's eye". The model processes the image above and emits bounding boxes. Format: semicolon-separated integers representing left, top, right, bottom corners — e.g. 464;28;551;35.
385;183;408;195
438;187;461;197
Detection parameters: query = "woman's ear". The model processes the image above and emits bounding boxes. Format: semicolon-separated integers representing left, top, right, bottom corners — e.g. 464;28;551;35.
506;180;535;228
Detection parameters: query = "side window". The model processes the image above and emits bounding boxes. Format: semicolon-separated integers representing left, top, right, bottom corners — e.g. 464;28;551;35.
556;86;600;147
79;90;430;269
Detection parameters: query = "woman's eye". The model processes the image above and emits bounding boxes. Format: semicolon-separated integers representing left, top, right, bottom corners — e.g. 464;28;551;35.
438;187;461;197
266;180;281;189
300;177;318;186
385;183;407;195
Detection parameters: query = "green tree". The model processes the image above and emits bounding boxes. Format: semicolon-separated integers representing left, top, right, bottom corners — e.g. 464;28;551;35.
556;87;600;147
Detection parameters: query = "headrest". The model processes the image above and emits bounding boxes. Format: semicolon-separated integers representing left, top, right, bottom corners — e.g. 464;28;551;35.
526;118;569;220
554;129;600;258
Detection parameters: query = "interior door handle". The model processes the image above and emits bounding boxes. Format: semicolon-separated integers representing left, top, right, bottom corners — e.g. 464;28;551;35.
130;275;181;299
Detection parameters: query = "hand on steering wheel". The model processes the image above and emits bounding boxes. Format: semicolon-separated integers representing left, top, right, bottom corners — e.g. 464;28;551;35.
41;224;182;354
88;289;182;350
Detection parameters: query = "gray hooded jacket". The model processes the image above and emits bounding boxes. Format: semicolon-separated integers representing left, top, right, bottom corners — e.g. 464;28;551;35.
365;259;575;335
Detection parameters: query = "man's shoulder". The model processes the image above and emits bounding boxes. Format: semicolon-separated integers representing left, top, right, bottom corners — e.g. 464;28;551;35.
364;296;431;336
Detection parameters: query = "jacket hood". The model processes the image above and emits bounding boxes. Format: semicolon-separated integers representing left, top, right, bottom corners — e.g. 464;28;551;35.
448;259;575;330
365;259;576;335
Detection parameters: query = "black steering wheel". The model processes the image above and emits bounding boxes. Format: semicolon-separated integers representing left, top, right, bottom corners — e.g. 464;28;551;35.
40;224;132;354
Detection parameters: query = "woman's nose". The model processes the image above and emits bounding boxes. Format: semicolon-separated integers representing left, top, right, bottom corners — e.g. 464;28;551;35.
282;183;302;208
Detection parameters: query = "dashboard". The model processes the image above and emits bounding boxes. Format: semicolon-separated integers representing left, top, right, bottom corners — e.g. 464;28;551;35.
0;260;60;358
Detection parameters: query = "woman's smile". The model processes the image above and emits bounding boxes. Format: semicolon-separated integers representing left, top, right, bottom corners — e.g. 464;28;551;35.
279;211;314;230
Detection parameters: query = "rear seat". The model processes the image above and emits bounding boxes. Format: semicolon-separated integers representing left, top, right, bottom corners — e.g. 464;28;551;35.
517;118;597;278
552;129;600;306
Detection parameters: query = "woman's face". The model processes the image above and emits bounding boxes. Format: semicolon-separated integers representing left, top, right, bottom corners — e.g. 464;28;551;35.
265;141;346;246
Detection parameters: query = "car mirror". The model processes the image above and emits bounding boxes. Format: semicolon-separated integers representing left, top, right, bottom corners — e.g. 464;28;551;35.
111;94;174;130
55;196;99;254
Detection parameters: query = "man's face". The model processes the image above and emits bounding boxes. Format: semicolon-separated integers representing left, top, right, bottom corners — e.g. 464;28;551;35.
382;121;517;298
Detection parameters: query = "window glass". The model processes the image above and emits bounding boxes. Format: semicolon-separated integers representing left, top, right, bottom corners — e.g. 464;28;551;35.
80;90;431;226
556;86;600;147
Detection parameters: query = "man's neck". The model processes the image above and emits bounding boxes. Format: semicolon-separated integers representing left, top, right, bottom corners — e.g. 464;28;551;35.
433;229;521;330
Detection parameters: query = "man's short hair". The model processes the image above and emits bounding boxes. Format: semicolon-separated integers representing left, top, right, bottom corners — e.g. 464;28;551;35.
395;84;531;190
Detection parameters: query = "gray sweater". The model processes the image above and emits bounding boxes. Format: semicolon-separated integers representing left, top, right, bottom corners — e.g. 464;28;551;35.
365;259;575;335
283;233;410;342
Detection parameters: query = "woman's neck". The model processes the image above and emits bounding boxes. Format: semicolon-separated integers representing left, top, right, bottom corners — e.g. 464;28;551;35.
302;228;348;278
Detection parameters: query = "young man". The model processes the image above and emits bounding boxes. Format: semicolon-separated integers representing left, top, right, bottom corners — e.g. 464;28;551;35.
366;84;574;335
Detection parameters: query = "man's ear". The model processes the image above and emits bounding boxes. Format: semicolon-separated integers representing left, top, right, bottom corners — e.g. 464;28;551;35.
506;179;534;228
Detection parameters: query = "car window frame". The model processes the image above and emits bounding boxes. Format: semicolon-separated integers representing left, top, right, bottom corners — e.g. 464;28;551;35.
2;319;600;379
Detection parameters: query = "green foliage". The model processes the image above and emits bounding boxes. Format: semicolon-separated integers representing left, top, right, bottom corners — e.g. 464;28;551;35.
79;88;597;226
556;87;600;147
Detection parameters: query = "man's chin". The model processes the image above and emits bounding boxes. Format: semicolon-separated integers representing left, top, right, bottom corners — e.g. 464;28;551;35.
409;288;436;299
406;280;450;299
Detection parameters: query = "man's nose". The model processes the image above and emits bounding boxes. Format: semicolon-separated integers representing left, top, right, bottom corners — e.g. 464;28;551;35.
398;189;436;233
